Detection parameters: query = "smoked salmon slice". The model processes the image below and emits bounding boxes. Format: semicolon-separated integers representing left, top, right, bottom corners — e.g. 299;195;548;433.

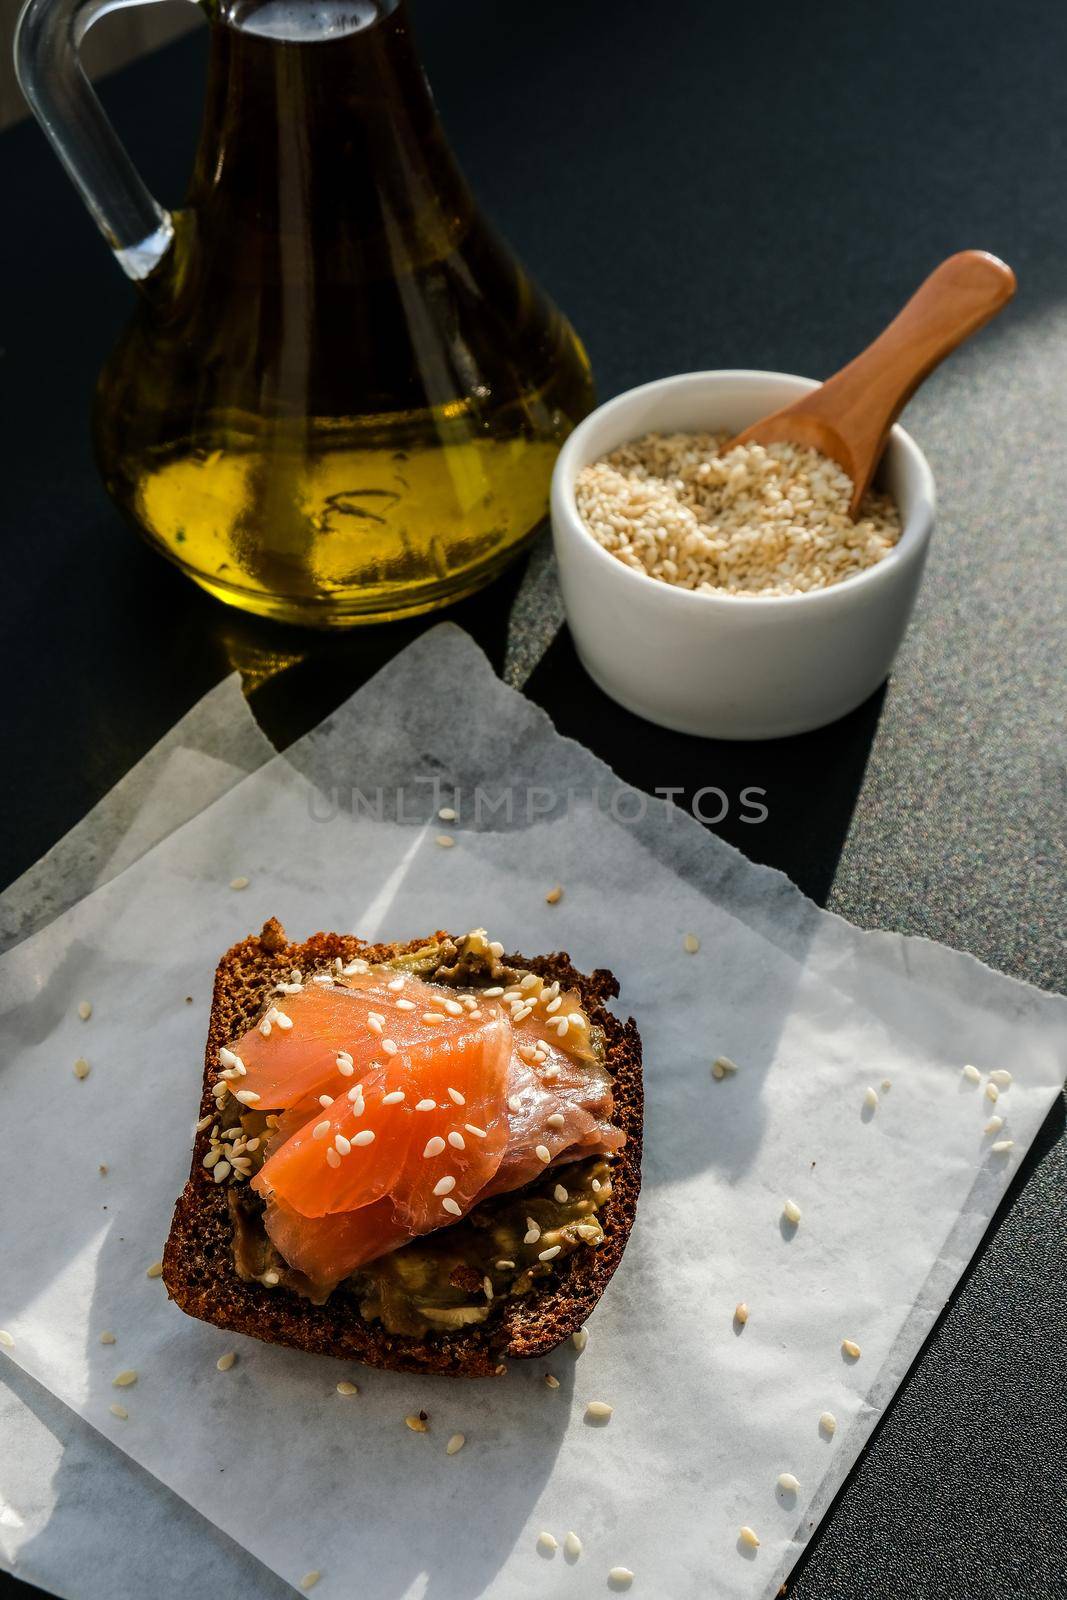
251;1010;512;1224
227;963;625;1292
263;1194;408;1298
230;970;466;1111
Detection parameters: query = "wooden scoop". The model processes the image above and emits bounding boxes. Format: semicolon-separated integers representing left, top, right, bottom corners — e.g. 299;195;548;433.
723;251;1016;517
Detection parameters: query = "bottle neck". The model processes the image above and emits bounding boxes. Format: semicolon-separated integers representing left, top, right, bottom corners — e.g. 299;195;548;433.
188;0;473;274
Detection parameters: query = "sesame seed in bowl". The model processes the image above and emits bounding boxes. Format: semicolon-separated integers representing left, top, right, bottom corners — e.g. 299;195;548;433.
551;369;935;740
576;432;902;599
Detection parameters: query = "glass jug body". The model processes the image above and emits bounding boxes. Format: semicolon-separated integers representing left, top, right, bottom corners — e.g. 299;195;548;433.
22;0;595;624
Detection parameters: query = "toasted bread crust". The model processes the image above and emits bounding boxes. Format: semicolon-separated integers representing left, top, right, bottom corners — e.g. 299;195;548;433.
162;922;642;1377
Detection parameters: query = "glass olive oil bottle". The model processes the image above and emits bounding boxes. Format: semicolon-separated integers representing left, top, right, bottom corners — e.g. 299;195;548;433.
18;0;595;624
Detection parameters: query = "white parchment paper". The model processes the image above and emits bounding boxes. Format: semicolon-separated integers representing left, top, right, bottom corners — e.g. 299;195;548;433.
0;671;288;1600
0;625;1063;1600
0;673;274;955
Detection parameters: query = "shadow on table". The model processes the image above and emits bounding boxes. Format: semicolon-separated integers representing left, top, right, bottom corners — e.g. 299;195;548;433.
527;625;887;908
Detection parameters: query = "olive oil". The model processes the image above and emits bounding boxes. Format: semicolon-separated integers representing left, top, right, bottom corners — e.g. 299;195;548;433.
94;0;594;624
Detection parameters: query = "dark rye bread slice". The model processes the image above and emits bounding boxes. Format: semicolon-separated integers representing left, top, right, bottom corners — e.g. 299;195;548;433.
162;919;642;1377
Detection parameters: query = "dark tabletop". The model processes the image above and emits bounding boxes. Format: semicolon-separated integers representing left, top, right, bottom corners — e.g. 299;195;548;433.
3;0;1066;1596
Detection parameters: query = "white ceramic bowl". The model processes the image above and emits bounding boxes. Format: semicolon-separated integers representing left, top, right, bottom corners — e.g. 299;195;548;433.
551;370;936;740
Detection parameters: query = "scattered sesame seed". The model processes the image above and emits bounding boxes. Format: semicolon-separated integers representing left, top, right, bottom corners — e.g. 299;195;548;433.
78;1000;93;1020
319;1094;335;1107
447;1131;466;1150
262;1271;280;1286
484;986;504;998
464;1123;487;1138
539;1245;562;1262
552;1184;569;1204
989;1070;1013;1089
842;1339;861;1359
496;1259;516;1270
544;1373;560;1389
985;1082;1000;1103
73;1058;91;1080
299;1572;320;1591
422;1012;446;1025
112;1370;138;1388
273;1009;293;1031
783;1199;801;1225
146;1261;164;1279
336;1052;355;1077
235;1089;261;1105
216;1352;237;1372
351;1129;375;1147
447;1086;466;1104
109;1403;128;1420
863;1086;879;1110
382;1090;405;1105
984;1115;1005;1134
212;1160;232;1183
739;1525;760;1549
381;1039;398;1056
537;1532;558;1553
347;1087;365;1107
564;1531;582;1558
535;1144;551;1164
313;1120;331;1139
311;974;332;985
435;834;455;848
819;1411;837;1435
229;876;249;890
991;1139;1015;1153
423;1136;446;1158
777;1472;800;1493
325;1148;341;1169
196;1114;213;1132
683;933;700;954
962;1064;981;1083
572;1328;588;1353
546;1113;566;1131
395;997;416;1011
334;1134;352;1156
546;885;563;904
608;1567;634;1587
433;1176;457;1196
489;941;504;957
336;1381;359;1396
405;1413;429;1432
416;1098;437;1111
99;1331;116;1344
219;1048;244;1071
438;806;457;822
735;1301;749;1325
442;1197;462;1216
585;1400;613;1422
713;1056;738;1078
446;1432;466;1455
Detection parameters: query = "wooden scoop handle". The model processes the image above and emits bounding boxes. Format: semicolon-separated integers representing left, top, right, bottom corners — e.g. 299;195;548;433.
727;251;1017;516
829;251;1016;510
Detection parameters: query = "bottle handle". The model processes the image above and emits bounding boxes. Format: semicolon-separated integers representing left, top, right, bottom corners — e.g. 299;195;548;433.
15;0;183;280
